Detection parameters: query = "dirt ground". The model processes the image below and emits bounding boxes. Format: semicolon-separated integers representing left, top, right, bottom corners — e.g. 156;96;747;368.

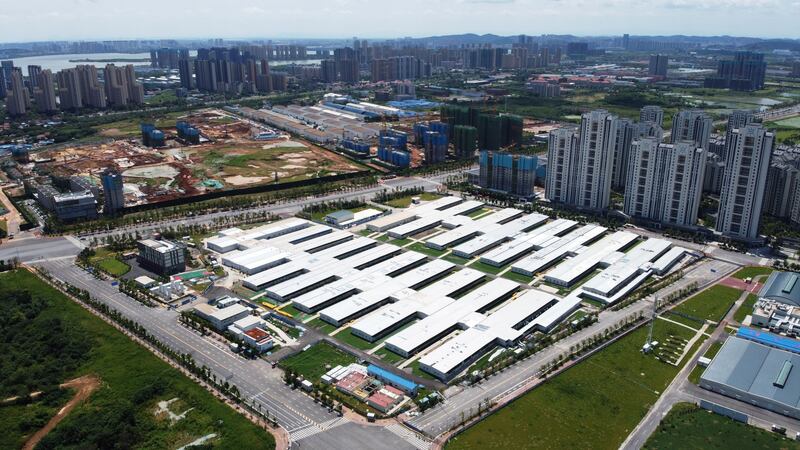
30;109;362;206
23;375;101;450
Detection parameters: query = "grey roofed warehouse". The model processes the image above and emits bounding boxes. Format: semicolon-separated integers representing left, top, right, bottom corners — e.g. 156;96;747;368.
759;272;800;307
700;335;800;420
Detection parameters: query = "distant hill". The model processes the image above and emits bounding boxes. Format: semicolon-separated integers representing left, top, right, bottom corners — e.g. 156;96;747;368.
743;39;800;52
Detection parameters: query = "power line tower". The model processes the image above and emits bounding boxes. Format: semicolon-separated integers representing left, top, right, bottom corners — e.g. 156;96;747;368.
642;294;659;353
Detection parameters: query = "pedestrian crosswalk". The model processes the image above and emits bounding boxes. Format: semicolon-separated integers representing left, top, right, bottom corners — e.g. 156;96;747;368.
289;417;349;442
385;423;432;450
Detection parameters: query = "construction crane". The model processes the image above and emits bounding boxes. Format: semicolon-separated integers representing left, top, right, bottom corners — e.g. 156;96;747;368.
642;294;659;353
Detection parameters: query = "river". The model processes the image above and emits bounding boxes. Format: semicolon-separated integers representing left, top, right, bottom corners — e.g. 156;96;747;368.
6;52;322;72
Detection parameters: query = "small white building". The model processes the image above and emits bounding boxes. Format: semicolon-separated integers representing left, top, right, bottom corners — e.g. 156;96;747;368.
194;303;252;331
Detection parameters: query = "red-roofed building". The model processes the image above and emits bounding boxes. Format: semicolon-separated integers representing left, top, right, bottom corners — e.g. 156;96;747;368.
242;327;274;353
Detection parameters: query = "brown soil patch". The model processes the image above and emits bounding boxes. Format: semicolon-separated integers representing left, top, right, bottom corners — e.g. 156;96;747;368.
23;375;101;450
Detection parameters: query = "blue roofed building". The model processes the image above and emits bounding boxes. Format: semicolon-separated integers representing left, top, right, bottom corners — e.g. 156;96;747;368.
737;326;800;354
367;364;418;395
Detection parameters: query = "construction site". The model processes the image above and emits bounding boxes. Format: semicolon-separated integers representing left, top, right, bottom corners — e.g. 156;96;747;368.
29;109;364;207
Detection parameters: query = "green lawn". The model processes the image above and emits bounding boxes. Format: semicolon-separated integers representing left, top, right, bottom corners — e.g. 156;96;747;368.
305;317;338;334
731;266;773;280
443;253;472;265
733;294;759;323
468;260;507;275
96;257;130;277
406;242;448;258
0;270;274;450
671;285;742;323
466;208;493;219
410;359;438;381
644;402;800;449
446;321;696;450
502;270;534;285
373;347;407;365
280;304;310;320
280;342;356;380
384;192;441;208
688;341;724;384
334;328;378;351
387;237;413;247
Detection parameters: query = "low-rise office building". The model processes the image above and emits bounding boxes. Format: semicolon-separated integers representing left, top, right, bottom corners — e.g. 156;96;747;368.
137;239;186;276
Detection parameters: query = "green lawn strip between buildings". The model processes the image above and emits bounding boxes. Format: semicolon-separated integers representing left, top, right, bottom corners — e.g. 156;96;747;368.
446;320;696;450
733;293;759;323
280;341;357;380
643;402;800;449
0;270;274;449
688;340;724;385
731;266;774;280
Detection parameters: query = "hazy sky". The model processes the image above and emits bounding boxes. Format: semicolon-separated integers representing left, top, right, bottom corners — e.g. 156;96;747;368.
1;0;798;42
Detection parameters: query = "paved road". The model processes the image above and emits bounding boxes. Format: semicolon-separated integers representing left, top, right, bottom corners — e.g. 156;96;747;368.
36;259;426;450
408;258;739;436
0;236;82;263
76;174;453;242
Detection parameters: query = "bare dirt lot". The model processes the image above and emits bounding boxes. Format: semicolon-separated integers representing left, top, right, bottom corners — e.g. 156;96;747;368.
33;109;363;206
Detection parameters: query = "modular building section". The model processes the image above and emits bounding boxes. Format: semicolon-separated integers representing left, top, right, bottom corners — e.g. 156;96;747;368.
319;283;417;327
206;219;310;252
292;272;391;313
451;213;549;258
313;236;376;260
220;247;292;275
290;248;415;313
391;259;456;290
581;238;672;302
366;196;465;232
425;208;523;250
700;335;800;420
193;303;252;331
479;219;578;267
265;267;344;302
418;289;561;381
650;246;688;275
385;278;520;357
350;268;486;342
292;230;353;253
511;225;607;277
543;231;639;287
388;216;443;239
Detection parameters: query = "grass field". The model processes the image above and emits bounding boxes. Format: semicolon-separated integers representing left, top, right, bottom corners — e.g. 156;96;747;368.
670;285;742;323
443;253;472;265
643;402;800;449
304;317;337;334
466;208;493;218
334;328;378;351
384;192;441;208
96;257;130;276
502;270;534;284
773;116;800;128
373;347;407;365
280;342;356;380
468;260;507;275
733;294;759;323
406;242;448;257
446;320;697;450
0;270;274;450
688;341;724;384
731;266;773;280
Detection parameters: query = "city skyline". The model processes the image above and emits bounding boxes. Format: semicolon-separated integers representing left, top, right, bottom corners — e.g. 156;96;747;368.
1;0;800;43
